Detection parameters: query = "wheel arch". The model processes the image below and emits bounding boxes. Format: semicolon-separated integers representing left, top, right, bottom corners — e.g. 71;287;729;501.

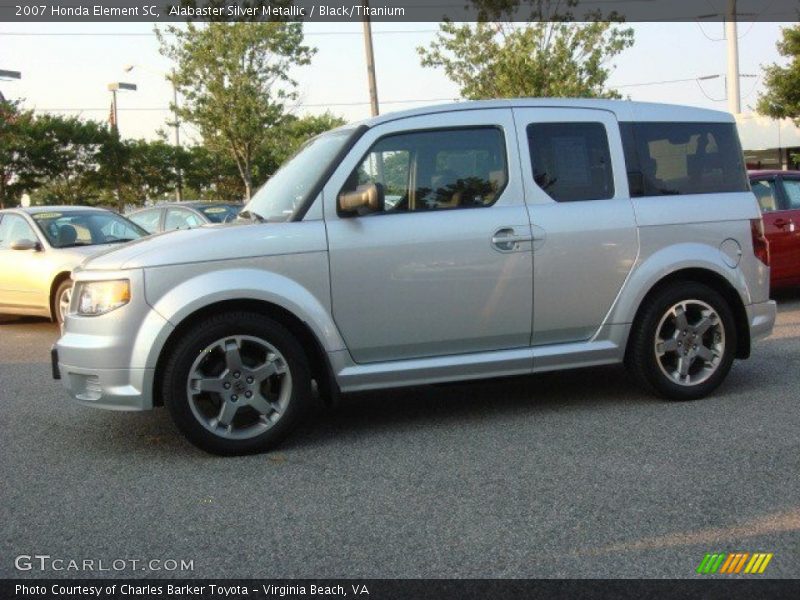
626;268;751;360
49;271;72;322
152;298;339;408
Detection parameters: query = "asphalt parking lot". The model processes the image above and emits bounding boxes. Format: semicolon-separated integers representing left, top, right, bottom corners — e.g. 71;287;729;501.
1;294;799;580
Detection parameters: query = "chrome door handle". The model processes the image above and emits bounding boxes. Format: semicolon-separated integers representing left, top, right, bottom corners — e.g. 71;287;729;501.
491;228;533;252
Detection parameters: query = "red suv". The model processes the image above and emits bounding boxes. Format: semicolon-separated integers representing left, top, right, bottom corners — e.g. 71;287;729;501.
750;170;800;290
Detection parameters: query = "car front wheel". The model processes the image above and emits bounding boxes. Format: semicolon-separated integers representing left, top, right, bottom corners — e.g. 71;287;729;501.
626;282;737;400
162;311;312;455
54;278;73;326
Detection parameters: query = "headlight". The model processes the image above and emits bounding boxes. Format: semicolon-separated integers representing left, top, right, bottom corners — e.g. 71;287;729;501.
75;280;131;316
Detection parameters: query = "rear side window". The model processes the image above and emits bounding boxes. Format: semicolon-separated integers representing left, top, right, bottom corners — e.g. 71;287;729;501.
621;122;748;197
526;122;614;202
782;179;800;209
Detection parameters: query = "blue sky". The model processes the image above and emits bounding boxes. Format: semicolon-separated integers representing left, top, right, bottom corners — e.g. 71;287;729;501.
0;21;791;142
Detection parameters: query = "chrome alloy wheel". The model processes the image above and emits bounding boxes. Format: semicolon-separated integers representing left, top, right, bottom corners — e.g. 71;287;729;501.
654;299;725;387
186;335;292;440
58;286;72;323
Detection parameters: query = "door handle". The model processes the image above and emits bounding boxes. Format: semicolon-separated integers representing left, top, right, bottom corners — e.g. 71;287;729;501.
491;228;533;252
774;218;789;228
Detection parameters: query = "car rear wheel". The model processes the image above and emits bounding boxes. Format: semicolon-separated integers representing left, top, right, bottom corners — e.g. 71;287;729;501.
54;278;73;326
626;282;737;400
162;311;312;455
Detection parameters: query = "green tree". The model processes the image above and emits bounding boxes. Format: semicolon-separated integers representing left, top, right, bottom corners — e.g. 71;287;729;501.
157;21;315;199
757;24;800;124
418;0;633;100
3;108;111;207
261;112;346;172
0;100;40;208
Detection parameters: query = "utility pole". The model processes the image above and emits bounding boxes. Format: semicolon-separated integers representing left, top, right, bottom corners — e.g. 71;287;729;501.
362;0;380;117
725;0;741;114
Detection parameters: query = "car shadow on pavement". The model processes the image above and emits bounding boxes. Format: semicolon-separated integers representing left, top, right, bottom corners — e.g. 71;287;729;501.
51;354;779;459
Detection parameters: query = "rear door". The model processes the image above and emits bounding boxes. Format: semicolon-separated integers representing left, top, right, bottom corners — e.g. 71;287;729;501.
775;176;800;285
513;107;638;346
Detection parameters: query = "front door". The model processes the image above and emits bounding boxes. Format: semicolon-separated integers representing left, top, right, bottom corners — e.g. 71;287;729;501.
324;109;533;364
0;213;47;310
513;108;638;346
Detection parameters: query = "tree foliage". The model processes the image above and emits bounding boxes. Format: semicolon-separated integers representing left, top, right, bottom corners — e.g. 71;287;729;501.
757;24;800;124
1;103;345;208
418;0;633;100
157;21;315;198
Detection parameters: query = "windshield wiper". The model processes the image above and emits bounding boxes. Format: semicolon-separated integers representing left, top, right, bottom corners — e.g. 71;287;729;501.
104;238;136;244
239;209;267;223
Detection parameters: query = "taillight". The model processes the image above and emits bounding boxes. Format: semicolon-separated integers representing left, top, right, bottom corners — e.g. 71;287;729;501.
751;218;770;266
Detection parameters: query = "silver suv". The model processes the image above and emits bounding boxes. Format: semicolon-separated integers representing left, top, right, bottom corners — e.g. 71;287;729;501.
53;100;776;455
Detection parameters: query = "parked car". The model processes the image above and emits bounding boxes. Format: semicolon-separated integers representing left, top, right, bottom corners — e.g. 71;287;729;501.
0;206;148;325
127;201;241;234
749;170;800;290
54;99;776;455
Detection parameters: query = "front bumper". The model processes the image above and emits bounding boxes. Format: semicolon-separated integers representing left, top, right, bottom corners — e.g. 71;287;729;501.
747;299;777;342
56;360;155;411
53;268;172;411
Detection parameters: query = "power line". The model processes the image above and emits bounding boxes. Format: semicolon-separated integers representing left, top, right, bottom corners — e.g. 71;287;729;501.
31;97;461;112
612;77;701;88
0;29;438;37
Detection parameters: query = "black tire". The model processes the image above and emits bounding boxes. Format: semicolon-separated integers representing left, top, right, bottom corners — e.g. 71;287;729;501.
54;278;73;326
162;311;312;455
625;281;737;401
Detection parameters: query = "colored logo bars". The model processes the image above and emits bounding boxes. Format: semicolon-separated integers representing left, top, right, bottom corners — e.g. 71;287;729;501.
696;552;773;574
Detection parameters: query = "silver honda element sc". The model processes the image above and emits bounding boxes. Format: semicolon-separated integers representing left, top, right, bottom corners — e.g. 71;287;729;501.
53;100;776;454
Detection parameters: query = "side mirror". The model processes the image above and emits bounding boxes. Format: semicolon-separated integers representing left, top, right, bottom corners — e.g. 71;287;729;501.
338;183;385;216
10;238;40;251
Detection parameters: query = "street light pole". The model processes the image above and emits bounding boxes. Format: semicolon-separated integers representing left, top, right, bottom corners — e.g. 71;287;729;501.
107;82;137;213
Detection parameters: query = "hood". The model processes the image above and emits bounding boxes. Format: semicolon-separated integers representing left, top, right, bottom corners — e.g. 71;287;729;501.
81;221;327;271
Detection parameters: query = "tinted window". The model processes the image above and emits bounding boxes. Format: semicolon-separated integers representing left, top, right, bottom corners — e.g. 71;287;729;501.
165;208;204;230
129;209;162;233
340;127;508;214
621;122;748;197
781;179;800;209
198;204;240;223
751;180;780;212
0;214;36;249
526;122;614;202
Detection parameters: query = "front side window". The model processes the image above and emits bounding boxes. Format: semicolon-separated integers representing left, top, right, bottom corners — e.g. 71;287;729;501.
0;214;37;249
526;122;614;202
781;179;800;209
340;127;508;214
621;122;748;197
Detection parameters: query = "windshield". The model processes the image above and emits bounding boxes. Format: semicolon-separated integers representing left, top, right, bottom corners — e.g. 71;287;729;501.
245;127;357;222
198;204;241;223
32;210;148;248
